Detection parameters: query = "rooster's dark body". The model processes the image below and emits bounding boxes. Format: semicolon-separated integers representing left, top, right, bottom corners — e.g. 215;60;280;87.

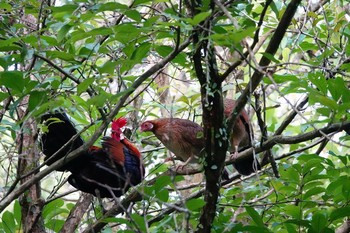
40;112;143;198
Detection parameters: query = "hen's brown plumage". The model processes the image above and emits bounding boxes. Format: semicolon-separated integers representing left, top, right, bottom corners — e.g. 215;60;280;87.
141;99;260;176
141;118;232;180
224;98;260;175
140;118;204;165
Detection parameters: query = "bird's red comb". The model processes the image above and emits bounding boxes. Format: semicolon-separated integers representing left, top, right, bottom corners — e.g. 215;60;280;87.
112;117;127;130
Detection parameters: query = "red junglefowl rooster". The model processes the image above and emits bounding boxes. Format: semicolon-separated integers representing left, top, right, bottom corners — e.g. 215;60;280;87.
40;113;144;198
140;98;260;176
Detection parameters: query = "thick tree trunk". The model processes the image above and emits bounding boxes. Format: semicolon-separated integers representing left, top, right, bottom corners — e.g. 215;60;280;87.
18;105;45;233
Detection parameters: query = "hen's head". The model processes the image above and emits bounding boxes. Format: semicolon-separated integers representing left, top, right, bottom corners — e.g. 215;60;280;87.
140;121;154;132
111;117;127;141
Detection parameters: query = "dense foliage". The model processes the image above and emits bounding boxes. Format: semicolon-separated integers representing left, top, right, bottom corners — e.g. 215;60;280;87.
1;0;350;232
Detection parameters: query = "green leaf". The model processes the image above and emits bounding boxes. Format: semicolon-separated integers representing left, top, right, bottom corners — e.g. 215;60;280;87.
245;206;265;227
125;10;142;21
261;52;280;64
113;24;140;44
0;92;9;102
303;187;325;200
156;189;169;202
0;71;25;93
77;78;94;95
28;91;47;111
98;61;117;75
41;36;58;46
311;212;327;233
328;77;348;102
131;213;147;232
308;73;327;94
46;51;77;62
299;41;319;51
13;200;21;225
134;0;152;5
188;11;212;25
284;206;301;220
42;198;65;220
279;165;300;183
342;179;350;200
284;219;311;228
329;206;350;222
57;24;72;42
309;93;338;110
155;45;187;66
86;93;110;107
1;211;16;233
46;219;65;232
154;175;172;192
186;198;206;211
96;2;128;11
71;27;113;43
0;2;12;11
131;42;151;63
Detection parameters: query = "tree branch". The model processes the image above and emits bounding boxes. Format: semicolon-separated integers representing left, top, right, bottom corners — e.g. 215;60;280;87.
60;193;93;233
226;0;302;147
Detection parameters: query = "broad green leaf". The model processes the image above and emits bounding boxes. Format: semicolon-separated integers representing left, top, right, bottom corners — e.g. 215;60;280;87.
28;91;47;111
262;52;280;64
187;11;212;25
299;41;319;51
311;212;327;232
269;74;299;84
283;223;298;233
309;93;338;110
134;0;152;5
41;36;58;46
303;187;325;200
98;61;117;75
96;2;128;11
51;5;78;21
156;189;169;202
46;51;76;62
1;211;16;233
284;206;301;220
279;165;300;183
0;92;9;102
131;213;147;232
328;77;349;103
245;206;264;227
57;24;72;42
186;198;206;211
86;93;110;107
70;27;113;43
155;45;187;66
308;73;327;95
125;10;142;22
154;175;172;192
342;179;350;200
77;78;94;95
284;219;311;228
329;206;350;221
46;219;65;232
0;71;25;93
131;42;151;63
0;2;12;11
113;24;140;44
42;198;65;220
